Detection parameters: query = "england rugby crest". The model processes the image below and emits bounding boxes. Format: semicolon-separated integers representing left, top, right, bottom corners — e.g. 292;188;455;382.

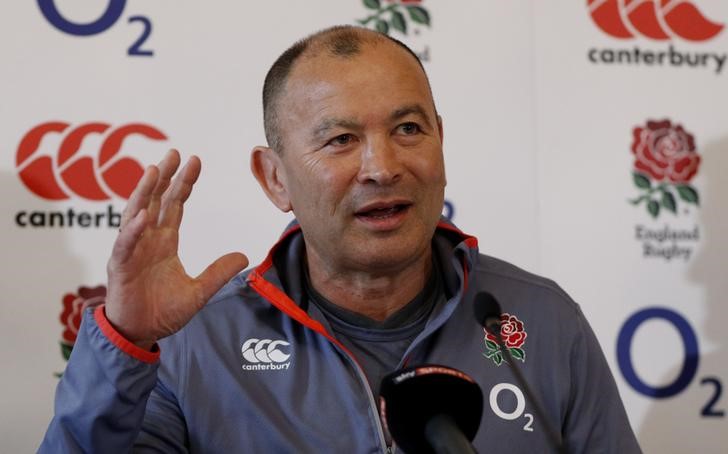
483;313;527;366
629;119;701;219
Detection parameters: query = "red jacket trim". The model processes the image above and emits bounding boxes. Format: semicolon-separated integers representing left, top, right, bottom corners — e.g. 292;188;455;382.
247;221;478;358
248;225;363;359
436;220;479;249
94;305;160;364
247;272;355;358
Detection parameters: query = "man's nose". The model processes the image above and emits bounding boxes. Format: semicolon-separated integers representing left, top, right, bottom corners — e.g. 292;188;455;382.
356;138;403;185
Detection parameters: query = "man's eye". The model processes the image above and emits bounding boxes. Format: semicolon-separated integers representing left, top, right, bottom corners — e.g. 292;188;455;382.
398;122;421;135
328;134;354;146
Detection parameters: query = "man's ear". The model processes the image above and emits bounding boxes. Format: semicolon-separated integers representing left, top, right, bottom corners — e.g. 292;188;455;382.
250;146;292;212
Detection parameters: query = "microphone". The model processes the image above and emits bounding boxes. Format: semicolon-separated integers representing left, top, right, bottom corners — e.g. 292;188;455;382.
473;292;503;336
474;292;568;454
379;365;482;454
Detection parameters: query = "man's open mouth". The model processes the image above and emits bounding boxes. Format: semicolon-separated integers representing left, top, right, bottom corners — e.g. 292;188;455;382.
355;203;411;220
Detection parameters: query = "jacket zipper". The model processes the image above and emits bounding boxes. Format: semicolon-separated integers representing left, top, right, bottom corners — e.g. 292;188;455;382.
248;273;392;452
325;336;393;453
245;223;476;452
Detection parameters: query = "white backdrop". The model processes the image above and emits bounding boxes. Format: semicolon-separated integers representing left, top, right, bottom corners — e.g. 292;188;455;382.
1;1;725;452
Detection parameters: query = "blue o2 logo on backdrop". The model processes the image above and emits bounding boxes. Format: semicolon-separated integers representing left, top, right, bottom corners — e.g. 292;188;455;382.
617;307;724;417
37;0;154;56
442;199;455;221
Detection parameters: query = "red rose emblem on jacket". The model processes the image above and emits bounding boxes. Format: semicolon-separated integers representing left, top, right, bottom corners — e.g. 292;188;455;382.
482;312;527;366
485;313;527;349
59;286;106;346
632;120;700;184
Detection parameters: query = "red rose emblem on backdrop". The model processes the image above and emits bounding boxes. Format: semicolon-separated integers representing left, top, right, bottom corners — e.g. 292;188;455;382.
629;119;701;218
632;120;700;183
483;313;527;366
59;286;106;361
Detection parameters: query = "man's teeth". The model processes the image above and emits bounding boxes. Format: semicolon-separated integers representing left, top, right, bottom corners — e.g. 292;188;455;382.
364;206;399;217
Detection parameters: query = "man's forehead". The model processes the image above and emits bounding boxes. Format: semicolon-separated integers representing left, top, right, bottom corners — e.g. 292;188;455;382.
273;35;438;146
288;38;426;89
282;46;433;119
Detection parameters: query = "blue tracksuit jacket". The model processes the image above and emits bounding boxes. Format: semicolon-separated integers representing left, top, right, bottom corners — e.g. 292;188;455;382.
40;220;642;453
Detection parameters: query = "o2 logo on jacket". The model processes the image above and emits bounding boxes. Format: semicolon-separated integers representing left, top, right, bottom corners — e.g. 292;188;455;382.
37;0;155;56
16;122;167;201
489;383;534;432
617;307;725;417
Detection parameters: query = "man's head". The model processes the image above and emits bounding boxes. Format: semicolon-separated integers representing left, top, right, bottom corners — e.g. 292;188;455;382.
251;25;445;277
262;25;434;154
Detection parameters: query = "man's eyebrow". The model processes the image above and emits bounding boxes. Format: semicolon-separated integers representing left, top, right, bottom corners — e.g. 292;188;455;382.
390;104;433;128
310;105;433;141
311;118;360;141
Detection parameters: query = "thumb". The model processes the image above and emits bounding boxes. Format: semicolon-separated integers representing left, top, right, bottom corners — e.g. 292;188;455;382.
196;252;249;302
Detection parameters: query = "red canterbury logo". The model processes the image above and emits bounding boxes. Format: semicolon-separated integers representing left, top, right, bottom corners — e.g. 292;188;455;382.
588;0;724;42
16;122;167;201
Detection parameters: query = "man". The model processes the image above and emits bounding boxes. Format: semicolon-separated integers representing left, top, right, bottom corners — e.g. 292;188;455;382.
41;26;641;453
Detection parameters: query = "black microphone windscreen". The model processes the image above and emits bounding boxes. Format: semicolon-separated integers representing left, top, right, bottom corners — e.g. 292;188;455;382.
379;365;483;454
473;292;502;328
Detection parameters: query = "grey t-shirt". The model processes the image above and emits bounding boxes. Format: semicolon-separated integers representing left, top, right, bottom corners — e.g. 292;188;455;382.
305;261;444;399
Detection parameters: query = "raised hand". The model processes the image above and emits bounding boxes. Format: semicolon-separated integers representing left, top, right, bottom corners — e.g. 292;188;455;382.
105;149;249;350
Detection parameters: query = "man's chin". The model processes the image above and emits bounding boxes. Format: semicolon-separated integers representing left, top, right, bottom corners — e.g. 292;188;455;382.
347;238;431;273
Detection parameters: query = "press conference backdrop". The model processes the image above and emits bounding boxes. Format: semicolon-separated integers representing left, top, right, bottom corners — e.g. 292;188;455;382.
1;1;726;452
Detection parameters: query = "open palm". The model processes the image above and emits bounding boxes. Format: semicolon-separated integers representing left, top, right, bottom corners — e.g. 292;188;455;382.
104;150;248;349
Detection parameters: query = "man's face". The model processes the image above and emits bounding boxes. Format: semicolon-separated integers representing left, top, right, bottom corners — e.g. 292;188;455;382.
273;41;445;275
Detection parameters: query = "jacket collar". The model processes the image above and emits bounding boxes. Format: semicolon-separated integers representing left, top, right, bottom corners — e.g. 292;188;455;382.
245;219;479;346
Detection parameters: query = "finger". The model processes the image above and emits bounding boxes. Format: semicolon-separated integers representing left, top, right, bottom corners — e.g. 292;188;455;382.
120;165;158;230
195;252;249;303
158;156;201;230
111;208;149;266
147;149;182;224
